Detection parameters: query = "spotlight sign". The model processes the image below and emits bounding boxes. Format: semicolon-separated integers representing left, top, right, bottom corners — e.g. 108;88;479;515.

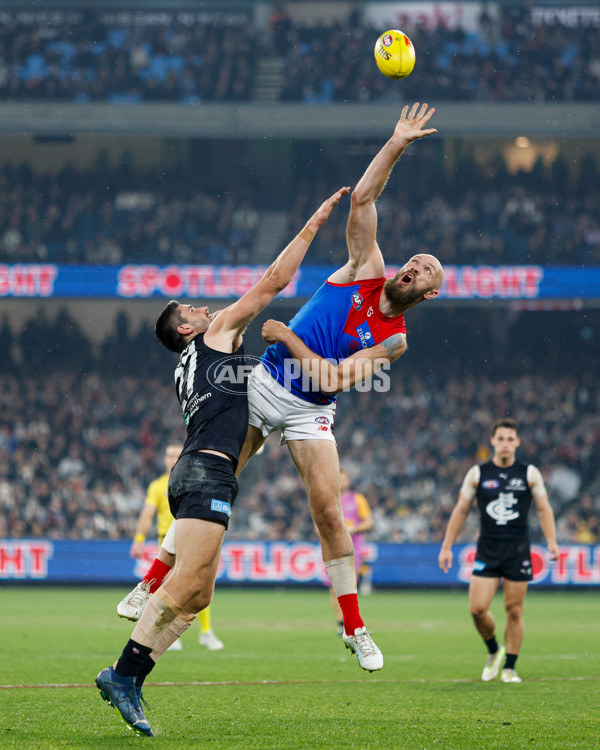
1;264;599;300
1;540;599;587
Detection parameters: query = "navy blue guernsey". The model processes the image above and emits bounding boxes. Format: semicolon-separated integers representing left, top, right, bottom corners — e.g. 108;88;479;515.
476;461;533;542
174;333;249;469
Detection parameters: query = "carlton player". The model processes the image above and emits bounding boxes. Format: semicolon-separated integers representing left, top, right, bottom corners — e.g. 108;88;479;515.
438;419;559;684
239;103;444;673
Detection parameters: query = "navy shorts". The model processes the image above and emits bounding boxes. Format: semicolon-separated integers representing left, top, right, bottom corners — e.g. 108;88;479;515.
168;452;238;529
472;537;533;582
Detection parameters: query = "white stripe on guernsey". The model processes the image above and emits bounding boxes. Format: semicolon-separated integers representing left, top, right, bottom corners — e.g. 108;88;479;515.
527;464;547;499
460;464;480;501
186;346;197;399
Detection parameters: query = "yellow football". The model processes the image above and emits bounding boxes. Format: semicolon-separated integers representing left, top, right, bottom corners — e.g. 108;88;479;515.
374;29;416;80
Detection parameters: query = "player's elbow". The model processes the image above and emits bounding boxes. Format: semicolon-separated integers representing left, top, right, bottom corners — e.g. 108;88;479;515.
262;270;288;295
319;382;342;397
351;186;372;208
318;368;347;396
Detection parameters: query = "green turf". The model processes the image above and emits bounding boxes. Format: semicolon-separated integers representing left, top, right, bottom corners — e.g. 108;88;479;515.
1;587;598;748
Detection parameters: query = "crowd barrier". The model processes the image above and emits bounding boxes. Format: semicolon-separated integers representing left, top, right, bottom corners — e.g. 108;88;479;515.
1;540;598;587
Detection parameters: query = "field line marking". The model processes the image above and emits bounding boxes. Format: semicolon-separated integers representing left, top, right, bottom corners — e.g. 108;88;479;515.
1;676;599;690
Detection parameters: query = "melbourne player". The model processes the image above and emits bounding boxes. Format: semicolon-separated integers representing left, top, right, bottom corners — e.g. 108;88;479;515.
438;419;559;683
240;103;444;672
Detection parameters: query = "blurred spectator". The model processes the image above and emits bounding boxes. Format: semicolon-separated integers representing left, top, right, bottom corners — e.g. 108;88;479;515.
1;152;599;267
0;7;597;103
0;308;598;543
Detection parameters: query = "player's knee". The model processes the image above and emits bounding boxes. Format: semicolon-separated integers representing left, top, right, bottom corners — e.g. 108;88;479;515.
505;602;523;622
312;500;346;537
470;604;488;619
186;592;212;615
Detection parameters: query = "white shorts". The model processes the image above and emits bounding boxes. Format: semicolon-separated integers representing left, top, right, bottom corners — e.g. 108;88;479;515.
161;519;176;555
248;364;336;444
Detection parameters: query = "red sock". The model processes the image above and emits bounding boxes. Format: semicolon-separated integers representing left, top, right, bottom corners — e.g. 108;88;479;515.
142;559;172;593
337;593;364;635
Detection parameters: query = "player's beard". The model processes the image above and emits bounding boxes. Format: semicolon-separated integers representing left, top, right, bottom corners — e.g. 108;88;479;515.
383;275;423;307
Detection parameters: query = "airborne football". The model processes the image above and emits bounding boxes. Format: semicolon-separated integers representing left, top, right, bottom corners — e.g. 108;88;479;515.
374;29;415;79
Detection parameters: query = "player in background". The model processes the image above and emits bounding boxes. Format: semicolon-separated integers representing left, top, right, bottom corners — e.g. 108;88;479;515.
438;418;559;683
328;469;374;636
117;103;443;675
118;443;224;651
95;186;350;737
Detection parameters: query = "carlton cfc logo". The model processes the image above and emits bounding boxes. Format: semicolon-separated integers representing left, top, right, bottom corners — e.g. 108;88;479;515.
352;292;363;310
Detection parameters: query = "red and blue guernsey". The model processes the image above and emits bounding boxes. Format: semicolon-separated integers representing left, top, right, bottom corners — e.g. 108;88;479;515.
261;277;406;405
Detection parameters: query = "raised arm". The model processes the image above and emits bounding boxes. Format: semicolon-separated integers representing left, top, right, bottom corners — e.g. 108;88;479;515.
329;103;437;285
205;187;350;352
261;319;406;395
438;466;478;573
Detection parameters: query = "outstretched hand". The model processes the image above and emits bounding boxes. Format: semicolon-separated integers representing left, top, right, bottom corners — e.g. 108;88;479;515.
307;186;351;231
393;102;437;143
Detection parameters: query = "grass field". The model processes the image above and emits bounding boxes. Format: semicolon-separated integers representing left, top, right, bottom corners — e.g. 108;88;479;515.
1;587;598;749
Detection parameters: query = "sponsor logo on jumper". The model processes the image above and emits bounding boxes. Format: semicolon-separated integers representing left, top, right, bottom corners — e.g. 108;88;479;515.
352;292;363;310
355;323;374;349
367;306;374;317
508;477;526;490
183;391;212;424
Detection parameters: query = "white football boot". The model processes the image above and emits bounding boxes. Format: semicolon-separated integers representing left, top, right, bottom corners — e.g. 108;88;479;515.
199;631;225;651
342;627;383;672
481;645;506;682
500;668;522;683
116;580;154;621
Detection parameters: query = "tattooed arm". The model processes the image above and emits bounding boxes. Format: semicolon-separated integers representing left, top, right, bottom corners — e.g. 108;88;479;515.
261;320;407;395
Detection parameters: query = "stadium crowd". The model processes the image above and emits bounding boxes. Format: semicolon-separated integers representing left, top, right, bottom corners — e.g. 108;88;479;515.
2;151;599;267
0;309;598;545
0;10;257;103
278;6;600;104
0;162;260;265
0;6;598;103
